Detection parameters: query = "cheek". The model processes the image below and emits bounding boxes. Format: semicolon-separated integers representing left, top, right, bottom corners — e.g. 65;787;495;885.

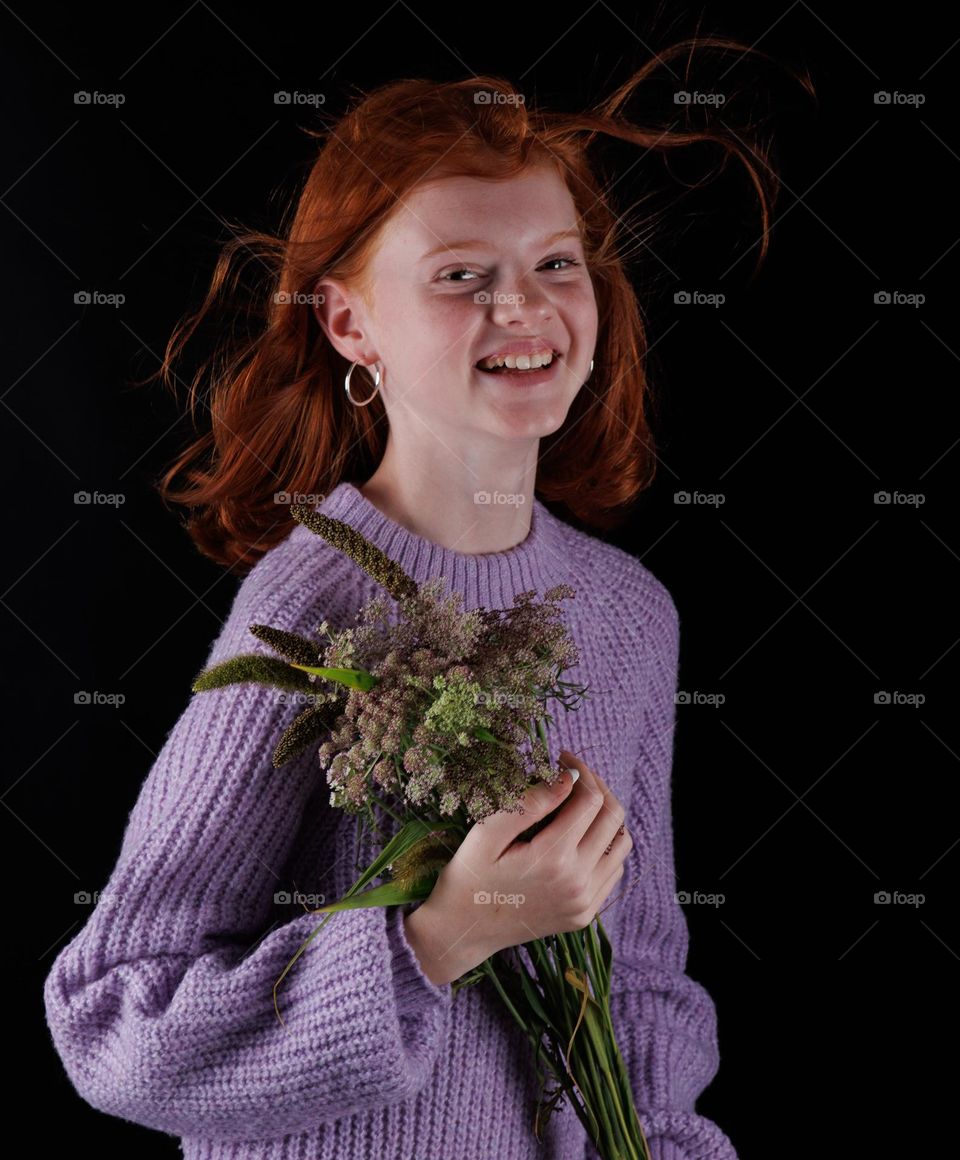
416;299;481;357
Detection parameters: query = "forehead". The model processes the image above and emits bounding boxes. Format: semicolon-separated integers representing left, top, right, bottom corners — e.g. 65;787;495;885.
374;166;579;260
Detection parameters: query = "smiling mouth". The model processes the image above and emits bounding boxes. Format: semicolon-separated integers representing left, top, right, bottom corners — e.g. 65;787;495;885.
475;350;562;374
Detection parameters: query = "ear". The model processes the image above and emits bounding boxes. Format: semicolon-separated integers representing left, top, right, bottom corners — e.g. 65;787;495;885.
311;276;373;365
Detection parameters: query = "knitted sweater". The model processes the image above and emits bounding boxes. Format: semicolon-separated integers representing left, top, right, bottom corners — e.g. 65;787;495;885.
43;480;737;1160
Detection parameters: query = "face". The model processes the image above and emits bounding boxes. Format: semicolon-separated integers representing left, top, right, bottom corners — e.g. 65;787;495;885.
319;164;598;455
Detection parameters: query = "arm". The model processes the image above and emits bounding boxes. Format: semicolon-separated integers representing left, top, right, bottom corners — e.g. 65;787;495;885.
587;591;737;1160
43;556;453;1141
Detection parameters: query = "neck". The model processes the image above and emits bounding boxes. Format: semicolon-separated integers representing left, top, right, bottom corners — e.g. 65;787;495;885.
358;442;538;555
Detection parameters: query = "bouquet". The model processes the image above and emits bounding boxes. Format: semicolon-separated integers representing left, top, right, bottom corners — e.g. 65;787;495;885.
191;503;652;1160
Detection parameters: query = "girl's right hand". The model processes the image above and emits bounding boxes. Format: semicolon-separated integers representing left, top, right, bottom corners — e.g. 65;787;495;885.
403;751;632;985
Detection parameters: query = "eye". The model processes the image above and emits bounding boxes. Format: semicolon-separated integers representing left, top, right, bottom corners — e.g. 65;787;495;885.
438;256;581;282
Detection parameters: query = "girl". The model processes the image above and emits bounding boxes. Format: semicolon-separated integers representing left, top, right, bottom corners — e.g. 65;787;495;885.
44;49;783;1159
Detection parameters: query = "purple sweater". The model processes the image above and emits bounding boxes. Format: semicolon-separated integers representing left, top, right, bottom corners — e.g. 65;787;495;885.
43;480;737;1159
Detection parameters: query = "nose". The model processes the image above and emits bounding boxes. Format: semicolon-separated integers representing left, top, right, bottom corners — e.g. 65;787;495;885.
487;268;554;329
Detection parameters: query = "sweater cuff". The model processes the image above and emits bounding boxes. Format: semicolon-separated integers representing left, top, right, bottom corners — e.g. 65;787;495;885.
386;904;453;1014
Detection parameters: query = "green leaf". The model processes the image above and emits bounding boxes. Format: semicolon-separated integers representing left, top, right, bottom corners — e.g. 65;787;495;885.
312;875;437;912
289;663;379;692
191;654;316;694
340;818;463;900
472;726;512;748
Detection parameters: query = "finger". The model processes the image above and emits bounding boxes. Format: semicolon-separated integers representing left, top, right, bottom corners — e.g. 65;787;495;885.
571;762;628;861
590;859;628;920
459;766;578;862
522;751;608;851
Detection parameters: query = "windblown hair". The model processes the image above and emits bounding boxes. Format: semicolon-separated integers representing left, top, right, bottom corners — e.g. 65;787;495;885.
145;38;810;571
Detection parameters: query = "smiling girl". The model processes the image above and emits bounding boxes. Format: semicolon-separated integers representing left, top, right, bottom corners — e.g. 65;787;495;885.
44;49;785;1160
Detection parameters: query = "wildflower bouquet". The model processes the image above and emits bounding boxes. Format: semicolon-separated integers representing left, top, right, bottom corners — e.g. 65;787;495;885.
191;503;652;1160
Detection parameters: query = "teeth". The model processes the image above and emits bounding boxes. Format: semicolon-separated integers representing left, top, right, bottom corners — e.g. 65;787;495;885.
478;350;555;371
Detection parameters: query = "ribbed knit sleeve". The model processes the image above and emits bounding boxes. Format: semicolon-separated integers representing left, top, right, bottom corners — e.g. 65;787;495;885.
585;578;737;1160
42;541;453;1142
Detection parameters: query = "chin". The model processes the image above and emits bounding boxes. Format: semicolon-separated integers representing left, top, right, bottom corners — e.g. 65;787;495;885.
489;407;571;440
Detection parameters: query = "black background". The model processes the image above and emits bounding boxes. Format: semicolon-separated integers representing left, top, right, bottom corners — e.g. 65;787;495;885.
4;2;954;1155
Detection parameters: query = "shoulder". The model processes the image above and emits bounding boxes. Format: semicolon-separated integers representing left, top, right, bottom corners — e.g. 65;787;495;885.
551;515;679;640
203;521;375;667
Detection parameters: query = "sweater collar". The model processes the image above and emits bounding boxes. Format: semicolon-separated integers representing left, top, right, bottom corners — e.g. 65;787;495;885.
315;480;566;611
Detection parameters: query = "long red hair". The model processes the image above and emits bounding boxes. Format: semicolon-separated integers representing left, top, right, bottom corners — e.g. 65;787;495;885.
145;39;809;571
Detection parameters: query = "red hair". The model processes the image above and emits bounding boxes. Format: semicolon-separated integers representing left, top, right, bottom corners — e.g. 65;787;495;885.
144;39;810;572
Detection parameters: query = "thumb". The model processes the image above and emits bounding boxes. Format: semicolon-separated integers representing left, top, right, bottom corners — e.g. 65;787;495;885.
459;765;580;862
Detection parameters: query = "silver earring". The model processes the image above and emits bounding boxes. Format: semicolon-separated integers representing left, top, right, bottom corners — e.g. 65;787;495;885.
344;360;382;406
589;359;594;376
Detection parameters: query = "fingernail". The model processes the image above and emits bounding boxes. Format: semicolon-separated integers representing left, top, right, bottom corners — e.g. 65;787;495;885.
562;766;580;784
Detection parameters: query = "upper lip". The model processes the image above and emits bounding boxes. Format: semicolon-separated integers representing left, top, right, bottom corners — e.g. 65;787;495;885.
475;340;562;365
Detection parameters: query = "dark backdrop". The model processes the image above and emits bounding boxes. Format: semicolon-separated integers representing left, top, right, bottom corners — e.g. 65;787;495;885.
4;2;953;1155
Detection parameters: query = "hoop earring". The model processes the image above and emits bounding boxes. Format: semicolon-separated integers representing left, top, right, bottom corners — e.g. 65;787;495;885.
345;361;382;406
588;358;594;378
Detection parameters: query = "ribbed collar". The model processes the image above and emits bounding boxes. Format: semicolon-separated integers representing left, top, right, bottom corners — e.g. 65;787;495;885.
316;480;567;611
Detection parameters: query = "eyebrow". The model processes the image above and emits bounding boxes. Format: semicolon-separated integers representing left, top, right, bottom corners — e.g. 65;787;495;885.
418;227;582;262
